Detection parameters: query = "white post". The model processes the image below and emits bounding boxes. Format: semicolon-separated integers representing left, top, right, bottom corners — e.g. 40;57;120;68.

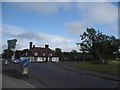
11;48;15;70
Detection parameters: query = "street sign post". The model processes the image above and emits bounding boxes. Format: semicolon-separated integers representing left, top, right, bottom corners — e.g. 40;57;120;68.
21;59;30;75
7;39;17;49
7;39;17;69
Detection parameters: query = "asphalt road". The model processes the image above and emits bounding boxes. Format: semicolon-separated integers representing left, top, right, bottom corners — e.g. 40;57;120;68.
2;62;119;88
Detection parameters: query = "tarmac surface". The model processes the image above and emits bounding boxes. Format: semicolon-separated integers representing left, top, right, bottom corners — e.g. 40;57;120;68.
2;61;120;88
57;62;120;82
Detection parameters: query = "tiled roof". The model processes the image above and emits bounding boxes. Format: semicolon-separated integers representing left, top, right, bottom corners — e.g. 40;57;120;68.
25;47;58;57
30;47;53;52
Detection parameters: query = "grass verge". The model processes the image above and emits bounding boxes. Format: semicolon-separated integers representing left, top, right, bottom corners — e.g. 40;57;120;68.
70;61;119;76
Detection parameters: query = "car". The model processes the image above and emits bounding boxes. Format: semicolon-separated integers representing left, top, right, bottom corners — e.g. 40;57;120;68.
2;59;6;62
5;60;8;64
13;59;21;64
2;59;8;64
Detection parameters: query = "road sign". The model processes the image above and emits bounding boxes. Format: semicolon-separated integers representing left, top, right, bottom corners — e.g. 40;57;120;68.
21;59;30;75
21;59;30;68
7;39;17;70
7;39;17;49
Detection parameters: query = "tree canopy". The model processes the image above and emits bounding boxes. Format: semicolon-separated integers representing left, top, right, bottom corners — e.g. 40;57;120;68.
77;28;119;61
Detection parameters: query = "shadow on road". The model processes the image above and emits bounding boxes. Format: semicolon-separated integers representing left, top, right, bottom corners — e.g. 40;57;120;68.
2;69;28;79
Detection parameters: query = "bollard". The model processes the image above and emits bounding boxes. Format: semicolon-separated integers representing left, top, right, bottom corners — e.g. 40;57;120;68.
21;59;30;76
22;67;28;75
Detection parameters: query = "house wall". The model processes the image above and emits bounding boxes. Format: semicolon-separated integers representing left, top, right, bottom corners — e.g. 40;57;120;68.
52;57;59;62
21;56;59;62
29;56;46;62
20;57;29;60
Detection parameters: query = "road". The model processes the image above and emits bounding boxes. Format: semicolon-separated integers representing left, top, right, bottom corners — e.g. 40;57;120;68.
2;62;119;88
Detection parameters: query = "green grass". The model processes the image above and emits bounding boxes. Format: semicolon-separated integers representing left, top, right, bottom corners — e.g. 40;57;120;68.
70;62;119;76
109;60;120;65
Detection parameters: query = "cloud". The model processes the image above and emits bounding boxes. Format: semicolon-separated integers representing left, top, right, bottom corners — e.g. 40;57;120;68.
2;0;50;2
77;2;118;25
17;32;48;41
65;20;89;35
17;31;71;45
2;24;25;37
65;2;118;36
51;0;119;2
2;24;74;52
0;2;2;53
2;0;120;2
5;2;72;15
58;44;79;52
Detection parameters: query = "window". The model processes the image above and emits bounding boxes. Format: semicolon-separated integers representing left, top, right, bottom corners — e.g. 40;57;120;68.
34;52;38;56
49;53;52;56
43;53;45;56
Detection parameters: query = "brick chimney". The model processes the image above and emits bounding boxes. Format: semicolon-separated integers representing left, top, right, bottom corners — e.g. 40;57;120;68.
45;44;49;48
29;42;32;49
33;45;35;48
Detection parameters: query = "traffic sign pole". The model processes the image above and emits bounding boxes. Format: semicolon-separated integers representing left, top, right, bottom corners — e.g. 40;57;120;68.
22;67;28;75
7;39;17;70
11;48;15;70
21;59;30;75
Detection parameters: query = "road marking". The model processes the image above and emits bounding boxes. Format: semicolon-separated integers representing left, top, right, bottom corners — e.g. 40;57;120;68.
19;80;35;88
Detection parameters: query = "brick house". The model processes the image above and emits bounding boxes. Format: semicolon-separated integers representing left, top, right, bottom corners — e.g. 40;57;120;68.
20;42;59;62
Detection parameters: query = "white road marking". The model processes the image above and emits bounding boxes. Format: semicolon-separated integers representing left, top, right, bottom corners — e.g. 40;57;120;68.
19;80;35;88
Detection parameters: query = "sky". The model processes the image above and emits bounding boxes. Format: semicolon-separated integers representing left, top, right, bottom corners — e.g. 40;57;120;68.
1;0;119;53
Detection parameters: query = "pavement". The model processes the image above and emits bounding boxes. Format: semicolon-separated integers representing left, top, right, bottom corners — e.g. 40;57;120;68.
56;62;120;82
0;73;2;90
2;74;35;88
2;61;36;88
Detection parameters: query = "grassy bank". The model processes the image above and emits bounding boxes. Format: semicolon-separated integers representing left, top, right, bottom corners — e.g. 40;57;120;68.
70;61;119;76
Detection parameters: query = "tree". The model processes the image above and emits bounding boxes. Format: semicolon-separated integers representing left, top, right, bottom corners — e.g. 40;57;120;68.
111;38;120;59
55;48;62;61
70;50;78;61
71;50;77;53
55;48;62;54
2;49;13;60
15;50;22;59
22;49;29;56
77;28;117;61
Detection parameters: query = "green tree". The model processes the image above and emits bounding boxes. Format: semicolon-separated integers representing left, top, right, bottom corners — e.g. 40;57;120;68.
15;50;22;59
70;50;78;61
55;48;62;61
77;28;117;61
71;50;77;53
111;38;120;59
55;48;62;54
2;49;13;60
22;49;29;56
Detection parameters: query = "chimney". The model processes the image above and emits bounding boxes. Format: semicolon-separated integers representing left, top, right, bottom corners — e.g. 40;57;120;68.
45;44;49;48
33;45;35;48
29;42;32;49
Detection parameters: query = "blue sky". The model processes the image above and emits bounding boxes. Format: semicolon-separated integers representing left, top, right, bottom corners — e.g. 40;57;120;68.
1;1;119;53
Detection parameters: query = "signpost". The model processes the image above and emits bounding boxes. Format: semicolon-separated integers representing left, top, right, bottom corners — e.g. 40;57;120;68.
21;59;30;75
7;39;17;69
7;39;17;49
